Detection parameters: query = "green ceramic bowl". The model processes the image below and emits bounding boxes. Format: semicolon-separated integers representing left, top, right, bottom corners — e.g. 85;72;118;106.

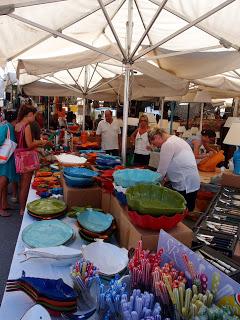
126;184;186;216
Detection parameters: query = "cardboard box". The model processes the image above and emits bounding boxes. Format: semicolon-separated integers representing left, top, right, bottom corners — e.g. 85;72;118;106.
110;195;193;251
101;190;112;213
61;174;102;208
221;172;240;188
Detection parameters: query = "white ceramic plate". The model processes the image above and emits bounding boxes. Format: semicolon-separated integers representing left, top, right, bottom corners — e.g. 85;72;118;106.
55;154;87;165
82;241;128;276
20;305;51;320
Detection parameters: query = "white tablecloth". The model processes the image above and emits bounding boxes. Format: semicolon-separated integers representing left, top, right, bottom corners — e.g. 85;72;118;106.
0;187;96;320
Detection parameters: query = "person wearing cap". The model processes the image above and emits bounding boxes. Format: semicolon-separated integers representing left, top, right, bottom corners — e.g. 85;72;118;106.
148;128;200;212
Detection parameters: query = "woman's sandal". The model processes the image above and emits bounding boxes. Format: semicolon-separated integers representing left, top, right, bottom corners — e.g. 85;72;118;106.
19;210;24;216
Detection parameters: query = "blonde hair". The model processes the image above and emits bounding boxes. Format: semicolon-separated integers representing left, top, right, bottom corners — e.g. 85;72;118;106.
139;114;149;124
148;127;167;141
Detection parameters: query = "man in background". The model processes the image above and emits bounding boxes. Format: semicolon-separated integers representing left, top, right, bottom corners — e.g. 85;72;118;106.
96;110;121;156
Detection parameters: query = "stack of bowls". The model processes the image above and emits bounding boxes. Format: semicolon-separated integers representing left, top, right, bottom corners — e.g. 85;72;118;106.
76;208;116;242
96;154;121;170
126;184;187;230
63;167;99;188
113;169;162;206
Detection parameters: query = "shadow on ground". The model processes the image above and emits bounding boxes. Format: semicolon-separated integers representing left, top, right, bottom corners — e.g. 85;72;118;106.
0;200;22;304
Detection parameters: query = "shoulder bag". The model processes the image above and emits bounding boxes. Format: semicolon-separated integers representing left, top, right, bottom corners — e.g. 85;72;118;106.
14;125;40;173
0;125;17;164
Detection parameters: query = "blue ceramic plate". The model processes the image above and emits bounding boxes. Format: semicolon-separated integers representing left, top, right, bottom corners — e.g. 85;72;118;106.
77;209;113;233
22;220;74;248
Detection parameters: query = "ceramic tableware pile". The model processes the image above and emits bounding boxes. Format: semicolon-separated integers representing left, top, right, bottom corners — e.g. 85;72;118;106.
22;219;74;248
96;154;121;170
126;184;187;230
76;208;116;242
63;167;99;188
27;198;67;219
32;170;62;198
113;168;162;206
6;276;77;316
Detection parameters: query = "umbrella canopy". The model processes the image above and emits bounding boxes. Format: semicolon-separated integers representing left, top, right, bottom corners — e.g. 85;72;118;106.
1;0;240;66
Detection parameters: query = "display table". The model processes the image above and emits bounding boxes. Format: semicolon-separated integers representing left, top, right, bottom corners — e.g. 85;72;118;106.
107;193;193;251
0;187;97;320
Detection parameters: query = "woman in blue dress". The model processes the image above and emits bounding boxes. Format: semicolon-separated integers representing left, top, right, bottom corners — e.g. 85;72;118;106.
0;111;19;217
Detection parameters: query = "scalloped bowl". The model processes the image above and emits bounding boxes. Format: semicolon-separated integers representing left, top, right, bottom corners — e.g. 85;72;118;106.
128;209;188;230
126;184;186;216
113;169;161;188
64;174;94;188
63;167;98;178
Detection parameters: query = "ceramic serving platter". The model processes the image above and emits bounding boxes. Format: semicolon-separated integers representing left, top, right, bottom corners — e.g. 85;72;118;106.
82;241;128;276
27;199;67;215
77;209;113;233
22;220;74;248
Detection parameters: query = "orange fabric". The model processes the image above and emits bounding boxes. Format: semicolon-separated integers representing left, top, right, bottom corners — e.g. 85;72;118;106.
198;150;225;172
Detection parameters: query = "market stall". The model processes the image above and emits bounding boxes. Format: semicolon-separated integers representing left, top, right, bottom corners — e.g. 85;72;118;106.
0;148;240;319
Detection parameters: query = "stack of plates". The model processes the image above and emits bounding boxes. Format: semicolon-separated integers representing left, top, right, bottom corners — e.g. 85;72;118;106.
22;220;74;248
96;154;121;170
54;154;87;167
27;199;67;219
76;209;116;242
82;242;128;277
7;277;77;315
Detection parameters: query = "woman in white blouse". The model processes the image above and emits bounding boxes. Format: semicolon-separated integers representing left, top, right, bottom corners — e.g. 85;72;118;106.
130;114;150;166
148;127;200;212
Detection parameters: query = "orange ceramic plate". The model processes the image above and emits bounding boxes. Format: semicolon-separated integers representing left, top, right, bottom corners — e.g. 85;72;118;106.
36;172;53;177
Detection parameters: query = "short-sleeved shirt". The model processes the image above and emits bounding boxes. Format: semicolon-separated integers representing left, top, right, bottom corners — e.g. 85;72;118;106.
157;135;200;193
96;119;121;150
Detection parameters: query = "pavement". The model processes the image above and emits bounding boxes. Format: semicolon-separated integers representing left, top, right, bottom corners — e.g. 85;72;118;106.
0;199;22;305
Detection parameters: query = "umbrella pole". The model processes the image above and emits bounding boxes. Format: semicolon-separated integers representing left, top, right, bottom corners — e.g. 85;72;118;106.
160;97;164;127
186;103;190;130
82;66;88;131
200;102;204;132
169;101;175;134
121;64;131;165
47;97;50;130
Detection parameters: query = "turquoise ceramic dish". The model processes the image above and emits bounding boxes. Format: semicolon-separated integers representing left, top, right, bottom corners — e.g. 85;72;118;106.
22;220;74;248
113;169;161;188
77;209;113;233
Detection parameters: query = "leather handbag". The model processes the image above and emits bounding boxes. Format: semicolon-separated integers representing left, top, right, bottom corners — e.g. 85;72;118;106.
15;126;40;173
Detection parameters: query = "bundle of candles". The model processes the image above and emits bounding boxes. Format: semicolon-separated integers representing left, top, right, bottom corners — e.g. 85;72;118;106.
128;241;163;290
164;272;221;319
152;262;187;305
193;304;240;320
70;259;100;291
120;289;163;320
182;254;208;293
98;276;128;317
